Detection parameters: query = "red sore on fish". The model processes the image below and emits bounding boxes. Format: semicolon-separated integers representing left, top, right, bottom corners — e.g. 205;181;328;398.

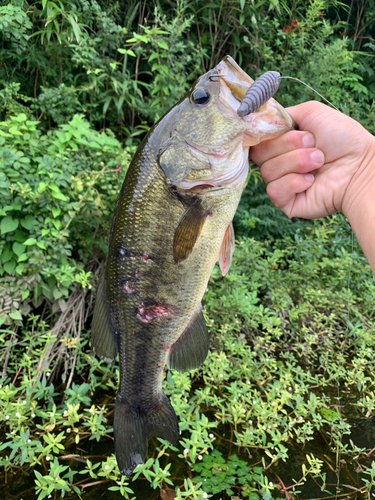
124;282;135;294
136;304;174;323
135;253;150;260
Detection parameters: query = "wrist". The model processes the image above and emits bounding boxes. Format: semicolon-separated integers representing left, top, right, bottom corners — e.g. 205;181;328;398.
342;134;375;273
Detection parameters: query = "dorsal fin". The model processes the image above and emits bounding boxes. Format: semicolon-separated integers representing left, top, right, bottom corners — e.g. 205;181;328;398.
91;275;118;362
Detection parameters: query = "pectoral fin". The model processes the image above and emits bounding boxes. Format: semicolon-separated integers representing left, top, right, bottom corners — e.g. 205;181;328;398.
91;275;118;362
173;200;210;263
167;308;209;372
218;222;235;276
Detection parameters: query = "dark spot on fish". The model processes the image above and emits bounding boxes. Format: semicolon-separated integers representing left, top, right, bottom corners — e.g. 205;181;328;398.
136;303;175;324
115;244;132;259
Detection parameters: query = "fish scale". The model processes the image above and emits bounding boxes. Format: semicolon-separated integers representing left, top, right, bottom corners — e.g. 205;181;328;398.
91;55;295;476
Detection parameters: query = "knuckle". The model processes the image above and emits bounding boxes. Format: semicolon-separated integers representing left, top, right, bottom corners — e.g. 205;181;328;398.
294;149;310;171
266;182;282;207
260;160;273;182
285;130;305;149
250;143;265;165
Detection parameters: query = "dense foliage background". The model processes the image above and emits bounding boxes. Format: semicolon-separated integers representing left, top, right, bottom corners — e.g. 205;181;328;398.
1;0;375;499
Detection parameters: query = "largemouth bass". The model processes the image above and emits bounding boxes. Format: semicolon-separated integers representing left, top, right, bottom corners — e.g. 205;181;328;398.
91;56;295;476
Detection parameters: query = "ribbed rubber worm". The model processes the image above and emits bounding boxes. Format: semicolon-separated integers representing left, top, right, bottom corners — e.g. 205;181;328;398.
237;71;281;117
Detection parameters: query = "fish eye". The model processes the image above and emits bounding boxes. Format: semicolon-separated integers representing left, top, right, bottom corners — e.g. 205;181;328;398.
192;88;210;106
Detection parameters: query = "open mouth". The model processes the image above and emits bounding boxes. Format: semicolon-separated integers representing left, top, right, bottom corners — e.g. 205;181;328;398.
173;57;295;193
216;56;296;132
176;140;249;192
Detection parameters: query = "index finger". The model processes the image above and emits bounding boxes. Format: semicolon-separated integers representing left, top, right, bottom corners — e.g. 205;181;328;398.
250;130;315;166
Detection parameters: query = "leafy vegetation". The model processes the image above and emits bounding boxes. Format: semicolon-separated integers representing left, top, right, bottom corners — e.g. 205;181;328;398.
1;0;375;499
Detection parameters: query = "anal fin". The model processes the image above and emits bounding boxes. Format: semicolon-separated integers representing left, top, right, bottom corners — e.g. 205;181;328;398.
167;308;209;372
91;275;118;362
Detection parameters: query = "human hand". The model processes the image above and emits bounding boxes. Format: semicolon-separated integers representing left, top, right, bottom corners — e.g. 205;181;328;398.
250;101;375;220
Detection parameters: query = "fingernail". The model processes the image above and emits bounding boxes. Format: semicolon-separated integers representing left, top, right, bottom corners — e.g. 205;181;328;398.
304;174;314;183
302;133;315;147
310;150;324;165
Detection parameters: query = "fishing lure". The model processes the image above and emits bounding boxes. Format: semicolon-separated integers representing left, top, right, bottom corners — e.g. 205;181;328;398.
237;71;281;117
237;70;339;118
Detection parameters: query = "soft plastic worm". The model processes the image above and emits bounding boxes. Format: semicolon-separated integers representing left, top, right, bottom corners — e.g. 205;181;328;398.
237;71;281;117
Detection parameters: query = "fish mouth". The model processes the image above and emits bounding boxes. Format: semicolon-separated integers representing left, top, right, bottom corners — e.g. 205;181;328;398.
216;55;296;136
175;57;296;193
177;140;249;192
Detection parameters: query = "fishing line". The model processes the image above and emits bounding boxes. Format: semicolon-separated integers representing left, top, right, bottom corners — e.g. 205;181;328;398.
278;76;340;111
237;72;340;117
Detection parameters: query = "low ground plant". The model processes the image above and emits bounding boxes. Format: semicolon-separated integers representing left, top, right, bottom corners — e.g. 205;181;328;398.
2;0;375;499
1;214;375;499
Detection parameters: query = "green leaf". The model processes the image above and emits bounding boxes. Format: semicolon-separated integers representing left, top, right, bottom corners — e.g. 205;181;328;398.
118;48;136;56
15;265;24;275
248;493;260;500
38;182;48;193
14;230;27;242
14;113;27;122
66;14;81;43
148;52;158;62
3;202;22;212
9;126;22;136
4;259;16;274
12;242;26;257
18;253;28;262
1;249;13;263
37;241;46;249
51;208;61;218
53;288;63;300
158;40;168;50
1;216;18;234
9;310;22;320
23;238;37;246
51;191;67;201
21;215;36;230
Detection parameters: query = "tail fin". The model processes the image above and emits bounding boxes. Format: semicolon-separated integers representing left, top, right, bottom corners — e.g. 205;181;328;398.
114;393;179;477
